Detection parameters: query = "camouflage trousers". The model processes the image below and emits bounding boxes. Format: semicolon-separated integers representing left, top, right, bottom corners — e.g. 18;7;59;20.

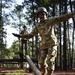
39;45;57;71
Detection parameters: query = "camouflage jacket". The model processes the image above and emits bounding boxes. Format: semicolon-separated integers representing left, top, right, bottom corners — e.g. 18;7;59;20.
20;30;28;41
25;12;75;49
31;19;58;49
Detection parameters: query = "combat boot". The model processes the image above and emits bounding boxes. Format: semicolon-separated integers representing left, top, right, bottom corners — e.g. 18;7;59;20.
41;68;47;75
47;70;53;75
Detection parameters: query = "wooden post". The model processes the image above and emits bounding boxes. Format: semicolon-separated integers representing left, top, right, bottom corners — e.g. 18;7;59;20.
26;55;41;75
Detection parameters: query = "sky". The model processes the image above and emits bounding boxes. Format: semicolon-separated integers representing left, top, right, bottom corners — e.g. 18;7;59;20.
6;26;18;48
6;0;24;48
15;0;24;5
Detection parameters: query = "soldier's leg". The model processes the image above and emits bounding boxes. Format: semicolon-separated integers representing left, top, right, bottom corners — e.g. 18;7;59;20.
38;49;48;75
25;41;27;55
47;46;57;75
20;40;24;68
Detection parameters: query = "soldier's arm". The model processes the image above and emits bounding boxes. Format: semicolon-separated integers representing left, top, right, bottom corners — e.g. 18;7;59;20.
21;27;38;39
52;11;75;24
12;27;38;39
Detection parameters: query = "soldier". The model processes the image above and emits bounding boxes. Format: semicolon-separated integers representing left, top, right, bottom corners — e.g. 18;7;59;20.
19;25;28;68
13;7;75;75
20;25;28;55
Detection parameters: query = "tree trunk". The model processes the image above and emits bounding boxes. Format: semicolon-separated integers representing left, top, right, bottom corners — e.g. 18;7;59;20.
69;0;75;69
63;0;67;70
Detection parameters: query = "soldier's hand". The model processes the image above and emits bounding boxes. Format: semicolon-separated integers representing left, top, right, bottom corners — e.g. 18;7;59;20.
12;33;17;36
12;33;21;38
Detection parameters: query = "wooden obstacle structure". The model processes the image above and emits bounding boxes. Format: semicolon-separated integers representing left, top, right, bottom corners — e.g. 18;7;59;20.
0;55;41;75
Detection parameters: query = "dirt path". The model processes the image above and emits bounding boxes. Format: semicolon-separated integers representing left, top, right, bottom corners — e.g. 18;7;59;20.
55;70;75;75
0;68;75;75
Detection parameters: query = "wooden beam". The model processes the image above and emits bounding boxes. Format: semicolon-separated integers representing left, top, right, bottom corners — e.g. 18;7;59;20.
0;59;37;63
26;55;41;75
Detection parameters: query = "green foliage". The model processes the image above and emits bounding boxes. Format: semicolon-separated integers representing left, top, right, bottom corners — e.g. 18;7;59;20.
5;72;27;75
0;0;7;59
8;40;20;59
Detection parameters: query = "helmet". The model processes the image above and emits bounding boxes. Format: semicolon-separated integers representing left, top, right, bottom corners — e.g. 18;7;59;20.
23;25;27;28
36;7;48;16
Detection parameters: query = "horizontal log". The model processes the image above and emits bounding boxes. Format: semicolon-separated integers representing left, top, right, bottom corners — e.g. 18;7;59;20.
0;58;38;63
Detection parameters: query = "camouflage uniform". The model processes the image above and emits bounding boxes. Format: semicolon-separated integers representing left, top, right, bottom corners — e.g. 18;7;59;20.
20;30;28;41
31;19;58;71
20;29;28;55
27;11;75;72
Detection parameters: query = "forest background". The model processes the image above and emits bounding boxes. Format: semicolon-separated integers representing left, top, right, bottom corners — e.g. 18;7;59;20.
0;0;75;70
